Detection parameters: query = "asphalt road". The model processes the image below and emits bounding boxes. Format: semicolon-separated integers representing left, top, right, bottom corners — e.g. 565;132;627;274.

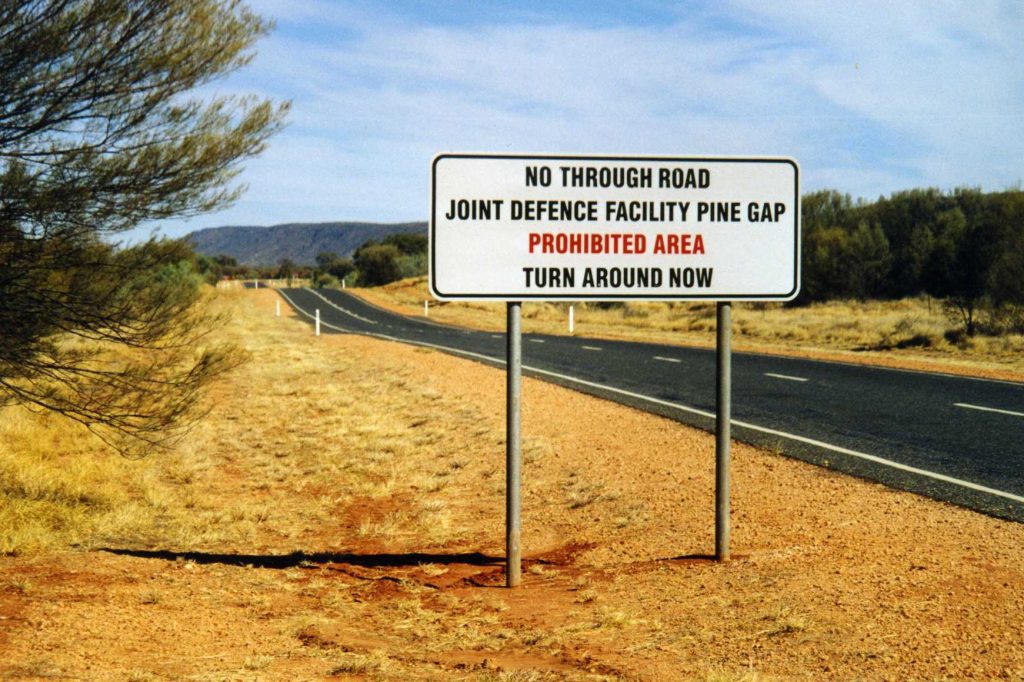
279;287;1024;522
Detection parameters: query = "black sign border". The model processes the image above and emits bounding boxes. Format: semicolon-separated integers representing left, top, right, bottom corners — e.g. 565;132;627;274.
430;153;800;301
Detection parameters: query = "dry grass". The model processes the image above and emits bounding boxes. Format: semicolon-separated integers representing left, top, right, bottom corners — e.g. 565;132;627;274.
4;286;1023;681
0;408;165;554
357;277;1024;376
1;286;541;678
0;285;500;557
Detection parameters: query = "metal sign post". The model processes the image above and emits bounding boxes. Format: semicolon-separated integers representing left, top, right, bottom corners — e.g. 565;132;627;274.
716;302;732;561
506;302;522;587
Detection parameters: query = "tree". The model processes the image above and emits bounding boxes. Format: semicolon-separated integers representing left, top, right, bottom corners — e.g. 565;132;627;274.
382;232;428;255
844;222;892;300
276;257;296;281
315;252;340;270
924;207;990;336
801;190;857;233
195;252;242;283
1;1;288;454
314;251;354;282
354;243;403;286
988;233;1024;332
801;226;847;301
382;232;428;279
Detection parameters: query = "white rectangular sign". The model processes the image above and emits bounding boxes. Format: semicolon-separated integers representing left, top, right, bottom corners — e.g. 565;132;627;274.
430;154;799;301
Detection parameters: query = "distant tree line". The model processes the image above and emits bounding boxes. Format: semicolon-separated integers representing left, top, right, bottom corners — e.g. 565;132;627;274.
194;231;428;287
195;254;313;283
800;188;1024;335
311;232;427;288
203;187;1024;339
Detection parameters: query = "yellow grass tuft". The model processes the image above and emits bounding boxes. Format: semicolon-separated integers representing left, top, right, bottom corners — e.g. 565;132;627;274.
328;651;389;676
592;606;644;630
757;603;812;637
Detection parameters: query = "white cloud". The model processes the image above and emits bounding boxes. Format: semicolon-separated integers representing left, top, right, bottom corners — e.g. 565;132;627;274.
728;1;1024;187
146;1;1023;240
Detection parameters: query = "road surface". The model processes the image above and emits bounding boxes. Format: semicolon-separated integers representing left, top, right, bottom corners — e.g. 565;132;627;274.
278;287;1024;522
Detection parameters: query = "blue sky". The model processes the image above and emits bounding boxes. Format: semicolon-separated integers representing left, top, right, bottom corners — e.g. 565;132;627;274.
142;0;1024;241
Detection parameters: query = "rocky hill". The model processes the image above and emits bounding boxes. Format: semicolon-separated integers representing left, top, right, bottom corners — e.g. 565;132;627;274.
186;221;427;265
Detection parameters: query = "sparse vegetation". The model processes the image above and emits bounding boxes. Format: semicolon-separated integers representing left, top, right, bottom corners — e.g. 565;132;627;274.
125;671;160;682
0;407;153;553
243;654;275;671
573;581;598;604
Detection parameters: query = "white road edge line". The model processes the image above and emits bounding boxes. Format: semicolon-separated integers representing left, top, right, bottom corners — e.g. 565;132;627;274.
529;339;545;343
277;290;352;334
302;287;378;325
654;356;681;363
765;372;809;383
766;351;1024;388
955;403;1024;418
281;294;1024;506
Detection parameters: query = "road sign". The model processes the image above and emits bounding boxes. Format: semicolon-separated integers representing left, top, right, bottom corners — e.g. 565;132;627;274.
432;153;802;585
431;154;800;301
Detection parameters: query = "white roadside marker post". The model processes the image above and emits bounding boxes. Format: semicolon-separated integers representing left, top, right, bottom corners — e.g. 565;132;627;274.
569;305;574;335
424;300;429;317
315;309;321;336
